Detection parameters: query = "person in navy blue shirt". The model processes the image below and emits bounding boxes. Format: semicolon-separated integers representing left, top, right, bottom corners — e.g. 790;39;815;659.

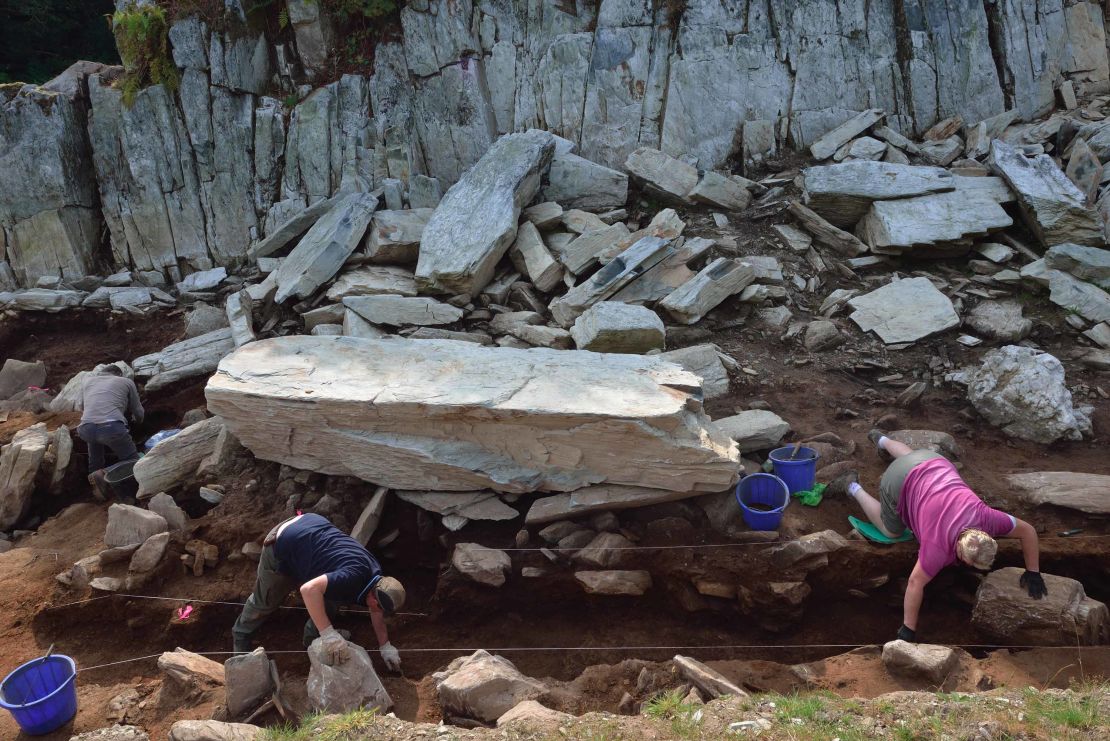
232;513;406;670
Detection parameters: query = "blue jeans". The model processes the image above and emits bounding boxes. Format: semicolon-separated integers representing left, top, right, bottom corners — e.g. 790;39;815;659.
77;421;139;472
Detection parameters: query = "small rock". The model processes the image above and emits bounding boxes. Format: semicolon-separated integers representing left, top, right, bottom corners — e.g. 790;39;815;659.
452;543;511;587
575;570;652;595
882;640;959;684
224;648;275;718
803;320;844;351
434;649;546;723
105;504;168;548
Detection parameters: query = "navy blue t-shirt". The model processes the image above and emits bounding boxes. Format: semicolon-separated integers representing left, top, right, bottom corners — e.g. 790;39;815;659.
274;514;382;605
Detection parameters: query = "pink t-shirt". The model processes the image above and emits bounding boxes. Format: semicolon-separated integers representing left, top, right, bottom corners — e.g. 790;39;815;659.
898;457;1016;577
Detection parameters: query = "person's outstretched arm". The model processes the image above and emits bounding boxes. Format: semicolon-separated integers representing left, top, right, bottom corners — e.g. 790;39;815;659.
1006;518;1047;599
126;378;145;423
899;560;933;640
367;593;401;671
300;574;350;664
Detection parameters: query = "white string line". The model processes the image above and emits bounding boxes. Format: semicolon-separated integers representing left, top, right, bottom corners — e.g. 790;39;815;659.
73;642;1100;673
44;593;425;616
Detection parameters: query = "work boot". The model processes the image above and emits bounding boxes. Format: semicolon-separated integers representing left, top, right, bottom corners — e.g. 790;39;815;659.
867;429;886;451
88;469;110;501
826;470;859;498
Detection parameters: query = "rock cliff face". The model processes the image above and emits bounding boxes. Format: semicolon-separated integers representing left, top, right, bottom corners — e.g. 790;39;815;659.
1;0;1108;287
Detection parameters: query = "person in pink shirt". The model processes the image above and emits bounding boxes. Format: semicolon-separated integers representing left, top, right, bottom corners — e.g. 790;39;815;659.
829;430;1046;642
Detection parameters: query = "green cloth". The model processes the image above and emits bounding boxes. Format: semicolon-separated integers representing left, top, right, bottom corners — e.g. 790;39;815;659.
792;482;827;507
849;516;915;544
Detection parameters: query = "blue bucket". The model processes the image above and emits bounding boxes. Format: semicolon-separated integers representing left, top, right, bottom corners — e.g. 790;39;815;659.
0;655;78;735
768;446;819;494
734;473;790;531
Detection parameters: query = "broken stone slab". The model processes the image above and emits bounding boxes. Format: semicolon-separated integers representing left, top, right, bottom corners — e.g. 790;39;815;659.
132;329;236;392
72;725;150;741
972;567;1107;645
809;109;884;161
105;504;168;548
989;140;1105;247
802;162;955;227
575;570;652;596
409;328;492;345
1065;137;1102;204
224;648;275;718
713;411;791;453
689;172;752;211
417;131;555;297
273;193;378;303
786;201;867;257
657;344;729;399
836;136;886;162
804;319;844;351
886;430;959;460
250;194;345;259
128;531;170;583
306;637;391;713
570;302;665;353
597;210;685;268
184;303;229;337
408;174;442;210
572;532;632;569
363;208;433;264
396;491;517;525
1047;269;1110;324
525;484;710;526
4;289;86;312
882;641;959;685
158;649;225;690
0;359;46;400
965;300;1031;342
48;424;72;494
489;311;544;334
551;237;673;327
452;543;512;586
974;242;1016;264
148;492;188;531
342;295;463;327
434;650;545;723
847;277;960;344
177;268;227;294
918;136;963;166
856;191;1012;253
771;224;812;253
659;259;755;325
496;700;573;728
624;147;697;204
505;324;572;350
0;422;49;529
168;720;262;741
673;655;747;698
542;151;628;211
611;237;713;306
350;486;388;545
522;202;563;229
562;209;609;234
508;221;563;292
560;223;631;276
1005;472;1110;515
1085;322;1110;349
134;417;224;499
1044;243;1110;289
770;530;848;570
225;290;255;347
963;346;1091;444
207;337;739;494
325;266;417;301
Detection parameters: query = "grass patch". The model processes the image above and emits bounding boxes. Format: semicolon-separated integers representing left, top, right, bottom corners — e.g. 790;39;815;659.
262;709;379;741
643;688;702;738
1024;687;1102;732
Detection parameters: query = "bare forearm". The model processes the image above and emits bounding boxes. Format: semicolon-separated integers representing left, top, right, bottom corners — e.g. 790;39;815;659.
1018;521;1040;572
902;581;925;630
301;585;332;633
370;606;390;647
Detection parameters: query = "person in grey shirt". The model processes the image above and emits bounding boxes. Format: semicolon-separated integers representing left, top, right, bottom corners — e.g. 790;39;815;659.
77;365;144;497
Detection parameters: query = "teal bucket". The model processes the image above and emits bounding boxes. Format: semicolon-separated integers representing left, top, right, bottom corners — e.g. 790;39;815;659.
768;446;819;494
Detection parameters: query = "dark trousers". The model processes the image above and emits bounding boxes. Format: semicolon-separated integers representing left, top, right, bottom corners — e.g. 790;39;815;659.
232;524;339;649
77;421;139;473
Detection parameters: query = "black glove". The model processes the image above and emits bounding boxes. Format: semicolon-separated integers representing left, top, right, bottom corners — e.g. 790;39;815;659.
1019;570;1048;600
896;624;916;642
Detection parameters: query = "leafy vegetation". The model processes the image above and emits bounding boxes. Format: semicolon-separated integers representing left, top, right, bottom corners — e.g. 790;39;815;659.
0;0;120;84
263;709;378;741
643;688;703;738
113;2;178;106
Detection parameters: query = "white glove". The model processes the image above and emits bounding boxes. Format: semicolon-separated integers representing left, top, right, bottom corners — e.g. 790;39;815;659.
319;626;350;666
380;642;401;672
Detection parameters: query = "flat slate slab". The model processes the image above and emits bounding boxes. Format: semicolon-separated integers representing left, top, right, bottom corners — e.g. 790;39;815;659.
206;337;740;494
847;277;959;344
856;190;1012;253
1005;471;1110;515
803;161;955;226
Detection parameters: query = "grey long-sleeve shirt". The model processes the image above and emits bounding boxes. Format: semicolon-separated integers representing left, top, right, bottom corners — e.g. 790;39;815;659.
79;374;144;426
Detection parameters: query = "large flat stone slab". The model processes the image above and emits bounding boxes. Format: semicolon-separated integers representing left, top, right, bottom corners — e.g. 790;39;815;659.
132;329;236;392
342;295;463;327
206;337;739;494
856;191;1012;253
1005;472;1110;515
273;193;378;303
989;140;1105;247
525;484;707;525
803;161;955;226
416;131;555;297
847;277;959;344
972;567;1107;645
